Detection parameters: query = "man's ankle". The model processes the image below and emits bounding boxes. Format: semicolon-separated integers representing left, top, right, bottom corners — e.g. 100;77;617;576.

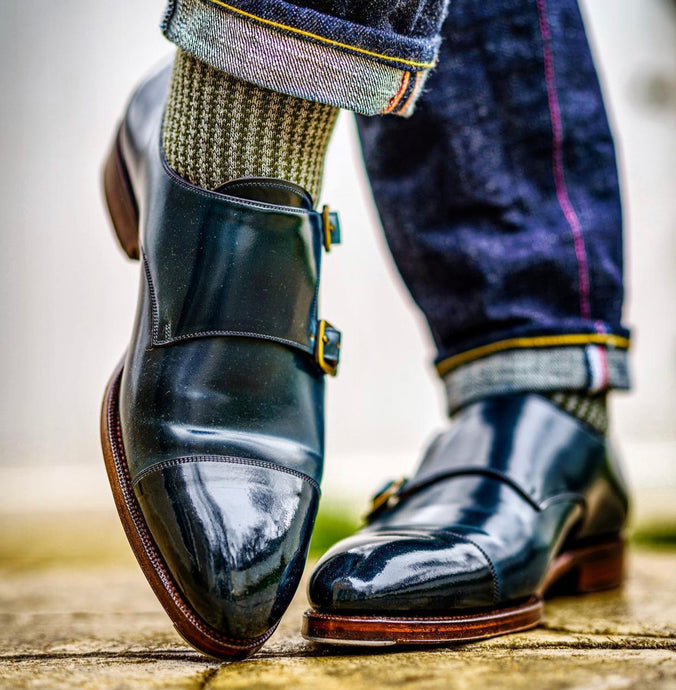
162;49;339;205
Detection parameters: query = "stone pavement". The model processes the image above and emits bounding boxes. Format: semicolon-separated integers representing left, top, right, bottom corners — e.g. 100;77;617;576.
0;512;674;690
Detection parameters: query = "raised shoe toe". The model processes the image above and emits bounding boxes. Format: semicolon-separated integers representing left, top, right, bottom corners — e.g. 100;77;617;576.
102;62;342;659
135;459;319;641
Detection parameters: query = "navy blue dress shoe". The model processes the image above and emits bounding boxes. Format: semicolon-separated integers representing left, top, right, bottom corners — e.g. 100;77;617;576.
304;394;628;646
100;63;342;660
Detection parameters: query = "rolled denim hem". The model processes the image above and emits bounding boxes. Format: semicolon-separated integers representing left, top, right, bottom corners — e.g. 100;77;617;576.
161;0;432;116
442;344;630;416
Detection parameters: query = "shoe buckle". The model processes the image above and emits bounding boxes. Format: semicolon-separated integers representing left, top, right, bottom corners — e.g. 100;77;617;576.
321;205;341;252
315;319;341;376
365;476;407;522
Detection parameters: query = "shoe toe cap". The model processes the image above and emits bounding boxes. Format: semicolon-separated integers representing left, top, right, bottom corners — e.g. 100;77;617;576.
134;459;318;641
308;530;496;614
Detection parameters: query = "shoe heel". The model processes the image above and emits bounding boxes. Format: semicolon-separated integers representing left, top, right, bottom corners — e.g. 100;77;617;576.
574;538;625;593
102;128;140;260
549;538;625;596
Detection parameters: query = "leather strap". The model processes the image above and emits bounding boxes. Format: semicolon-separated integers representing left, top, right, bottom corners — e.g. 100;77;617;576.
141;166;342;373
365;467;543;522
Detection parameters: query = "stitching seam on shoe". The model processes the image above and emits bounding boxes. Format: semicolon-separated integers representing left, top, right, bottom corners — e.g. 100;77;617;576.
306;597;539;622
131;454;320;492
142;249;161;347
445;530;502;604
153;328;313;352
142;250;317;355
149;144;325;357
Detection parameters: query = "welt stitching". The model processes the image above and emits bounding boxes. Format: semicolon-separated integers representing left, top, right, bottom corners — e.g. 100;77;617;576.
445;530;502;603
132;454;320;492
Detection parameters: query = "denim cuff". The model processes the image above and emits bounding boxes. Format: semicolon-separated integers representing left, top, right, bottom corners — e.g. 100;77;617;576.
441;343;631;416
161;0;434;116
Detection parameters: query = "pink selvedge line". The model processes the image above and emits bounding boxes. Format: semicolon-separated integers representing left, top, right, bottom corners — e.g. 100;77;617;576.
536;0;592;321
594;320;609;389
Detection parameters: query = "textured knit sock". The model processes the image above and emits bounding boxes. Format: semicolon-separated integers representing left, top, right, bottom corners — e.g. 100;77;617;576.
162;49;338;204
545;391;608;435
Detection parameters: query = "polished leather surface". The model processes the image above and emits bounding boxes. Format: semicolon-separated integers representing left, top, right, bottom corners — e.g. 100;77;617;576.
115;64;339;641
135;461;318;638
309;394;629;614
144;179;321;350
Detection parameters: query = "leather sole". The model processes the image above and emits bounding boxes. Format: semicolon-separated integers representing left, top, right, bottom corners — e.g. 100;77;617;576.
101;135;276;660
302;538;624;647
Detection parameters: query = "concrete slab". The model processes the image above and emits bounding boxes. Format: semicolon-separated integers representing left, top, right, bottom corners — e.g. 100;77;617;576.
0;513;674;689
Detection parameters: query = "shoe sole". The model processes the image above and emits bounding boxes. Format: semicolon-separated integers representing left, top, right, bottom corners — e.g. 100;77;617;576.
100;135;277;660
302;537;625;647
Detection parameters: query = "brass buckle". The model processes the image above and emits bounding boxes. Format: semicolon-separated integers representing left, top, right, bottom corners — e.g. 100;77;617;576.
322;205;335;253
365;476;407;521
316;319;338;376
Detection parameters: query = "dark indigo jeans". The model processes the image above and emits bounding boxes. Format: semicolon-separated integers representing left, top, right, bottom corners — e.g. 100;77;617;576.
162;0;631;413
161;0;450;115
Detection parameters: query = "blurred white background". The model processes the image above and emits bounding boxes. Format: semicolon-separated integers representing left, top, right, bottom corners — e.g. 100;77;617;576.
0;1;674;516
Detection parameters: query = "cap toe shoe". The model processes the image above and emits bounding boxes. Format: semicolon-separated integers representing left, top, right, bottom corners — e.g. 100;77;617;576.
101;63;341;658
305;395;629;645
309;529;496;614
135;460;317;640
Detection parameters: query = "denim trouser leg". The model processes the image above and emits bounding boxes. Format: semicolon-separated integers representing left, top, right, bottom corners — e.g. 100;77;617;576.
161;0;450;115
357;0;630;413
160;0;631;414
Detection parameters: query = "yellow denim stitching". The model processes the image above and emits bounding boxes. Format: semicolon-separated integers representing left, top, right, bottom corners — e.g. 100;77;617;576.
205;0;436;69
436;333;631;377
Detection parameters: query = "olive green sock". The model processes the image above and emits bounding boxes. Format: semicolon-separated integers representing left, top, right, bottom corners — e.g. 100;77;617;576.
162;49;339;204
545;391;608;435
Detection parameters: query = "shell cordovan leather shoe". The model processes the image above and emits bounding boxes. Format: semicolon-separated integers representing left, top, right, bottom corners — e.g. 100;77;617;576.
304;394;629;646
100;63;342;660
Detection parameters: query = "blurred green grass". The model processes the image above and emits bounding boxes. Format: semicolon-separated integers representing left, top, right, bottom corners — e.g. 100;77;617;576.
309;507;676;554
631;521;676;550
309;501;362;559
1;507;675;571
0;503;364;571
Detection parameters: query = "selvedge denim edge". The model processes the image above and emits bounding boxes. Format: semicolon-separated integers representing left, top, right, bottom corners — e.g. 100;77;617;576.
161;0;436;115
442;342;630;415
